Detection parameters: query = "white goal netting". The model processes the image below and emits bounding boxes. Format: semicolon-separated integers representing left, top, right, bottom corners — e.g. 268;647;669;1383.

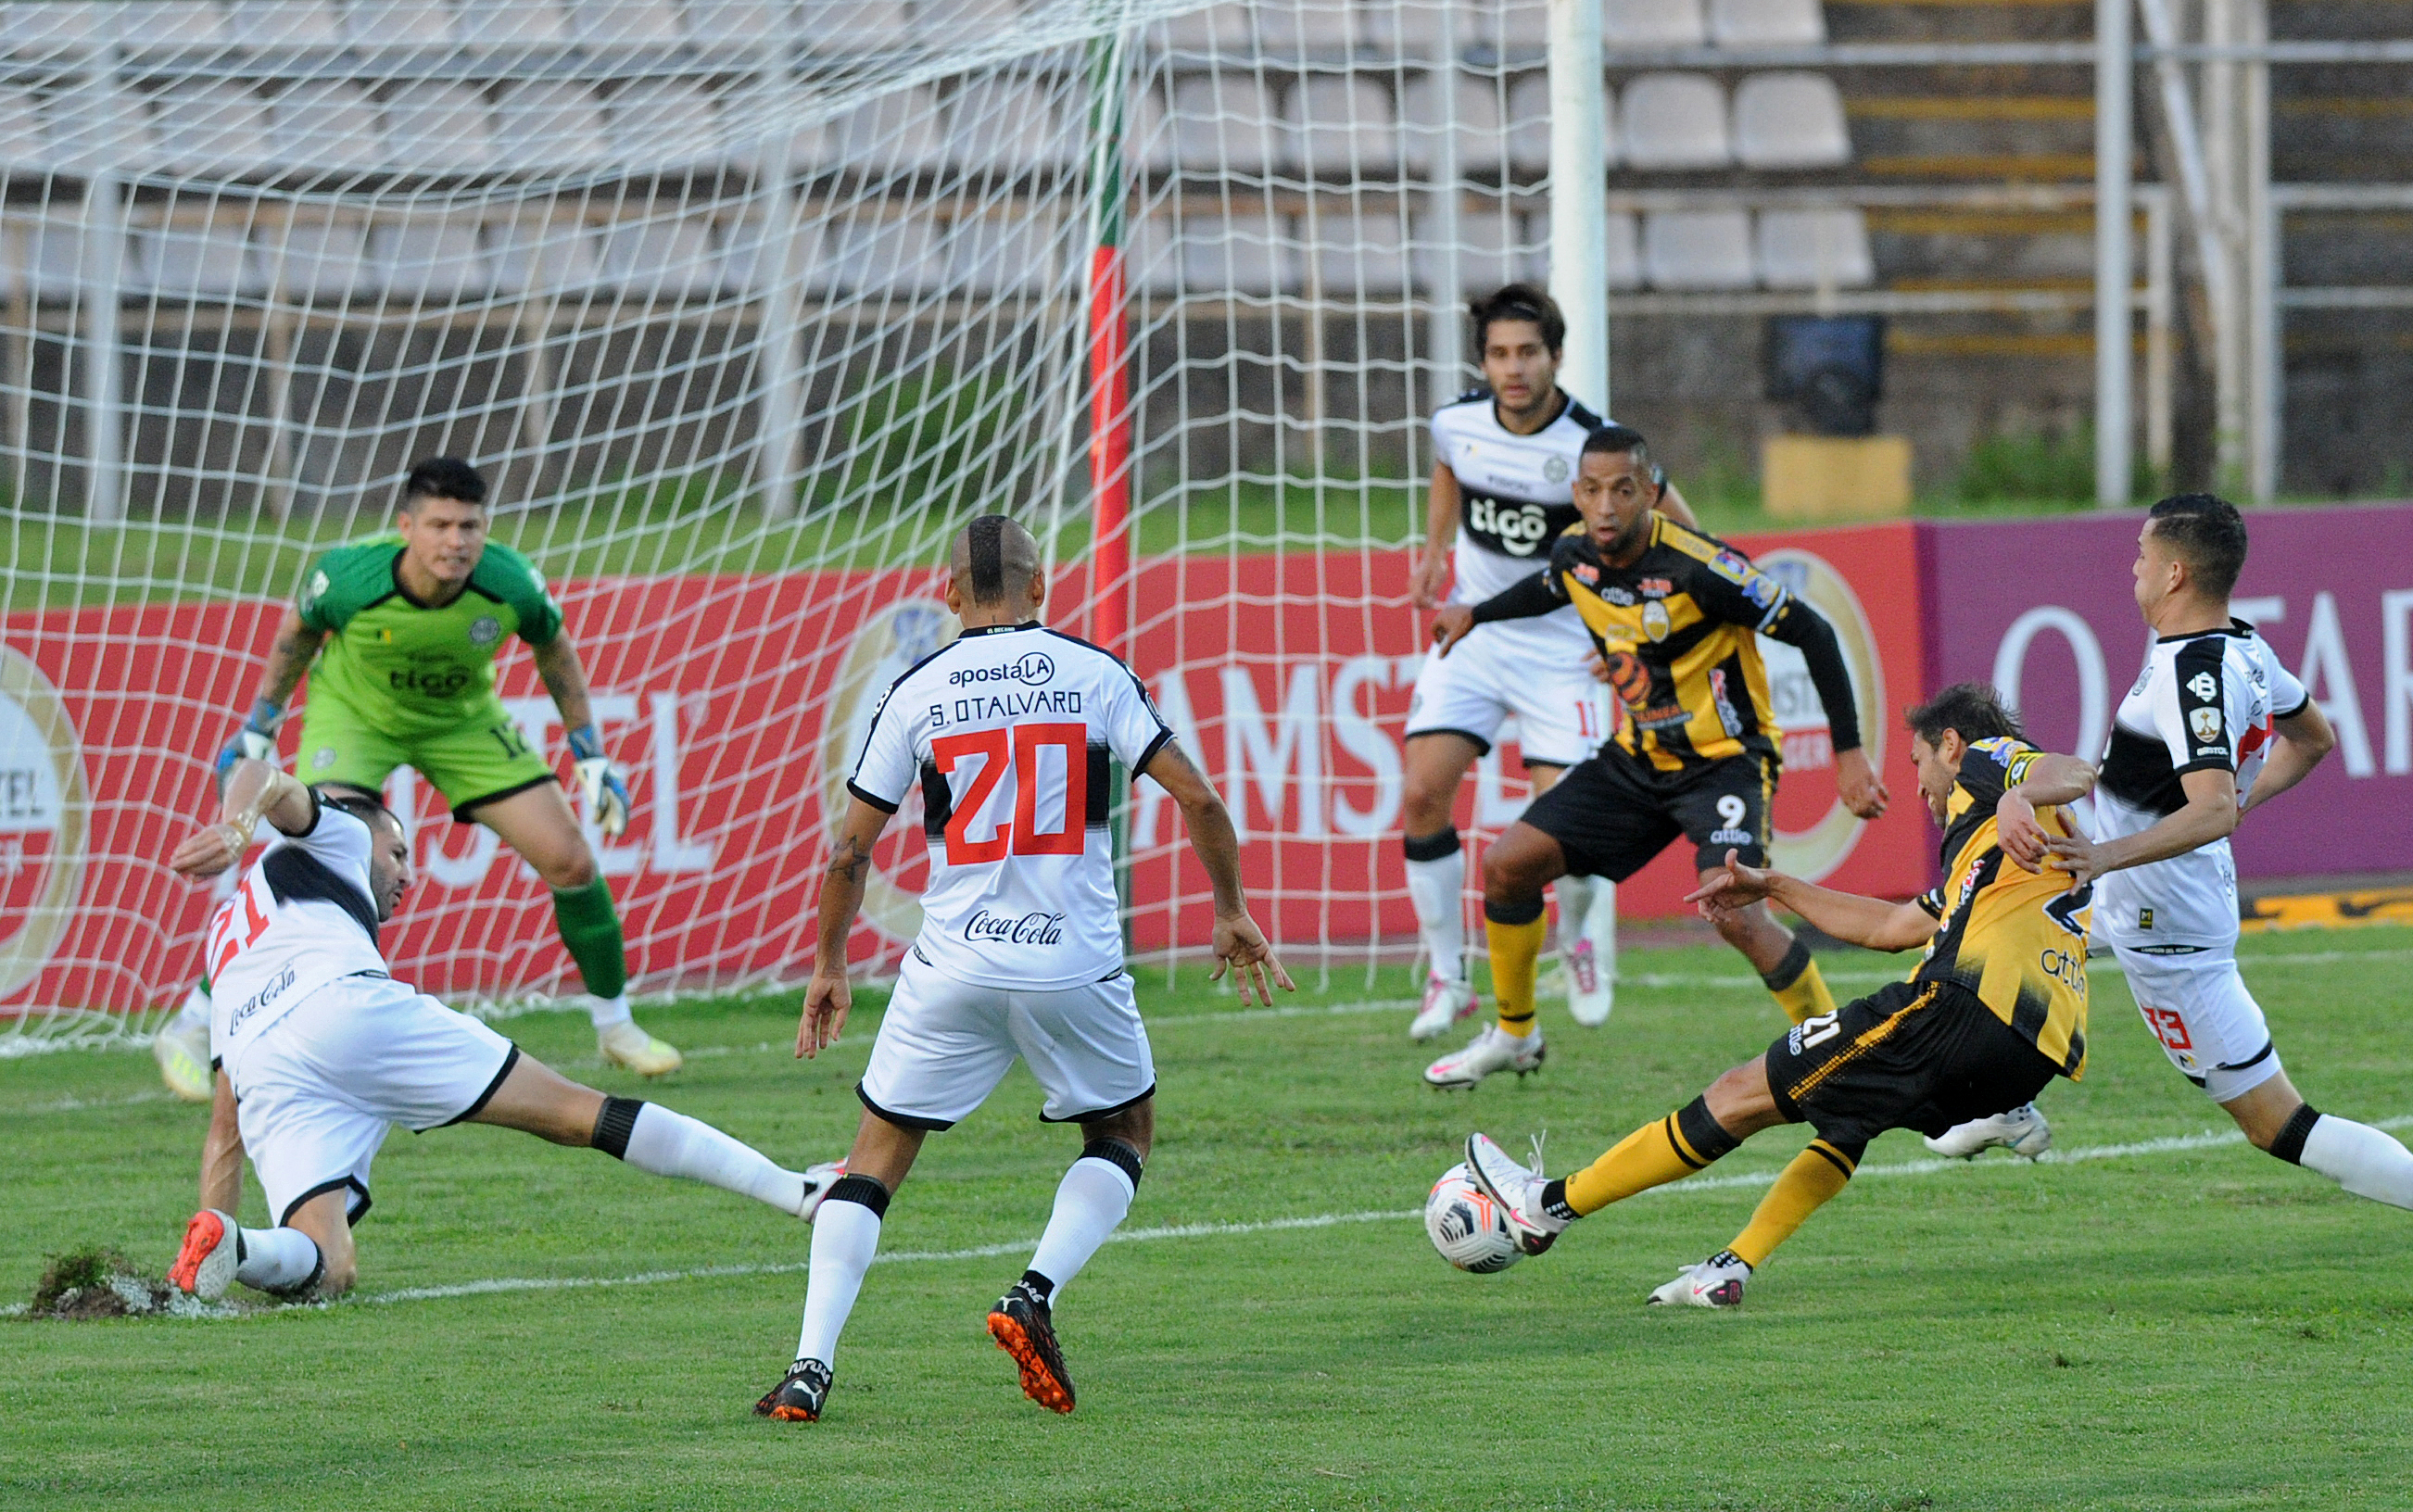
0;0;1567;1041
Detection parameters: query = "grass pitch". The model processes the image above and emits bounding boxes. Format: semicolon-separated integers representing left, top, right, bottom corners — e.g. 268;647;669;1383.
6;926;2413;1511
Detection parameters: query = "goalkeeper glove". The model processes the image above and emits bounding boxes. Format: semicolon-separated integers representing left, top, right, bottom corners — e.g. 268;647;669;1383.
566;723;630;838
214;699;285;788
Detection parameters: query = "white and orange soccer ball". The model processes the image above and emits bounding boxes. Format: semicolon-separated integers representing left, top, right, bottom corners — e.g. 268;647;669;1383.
1424;1162;1522;1274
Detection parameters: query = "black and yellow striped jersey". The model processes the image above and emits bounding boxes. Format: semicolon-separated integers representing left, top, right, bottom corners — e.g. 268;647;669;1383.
1911;737;2093;1078
1535;517;1863;773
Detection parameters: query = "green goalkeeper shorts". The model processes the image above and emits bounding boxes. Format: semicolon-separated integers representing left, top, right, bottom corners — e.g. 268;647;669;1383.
295;691;560;820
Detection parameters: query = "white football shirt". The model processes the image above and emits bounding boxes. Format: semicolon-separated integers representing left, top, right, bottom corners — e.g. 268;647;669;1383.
204;795;390;1067
2092;622;2308;949
1430;388;1605;602
848;623;1174;990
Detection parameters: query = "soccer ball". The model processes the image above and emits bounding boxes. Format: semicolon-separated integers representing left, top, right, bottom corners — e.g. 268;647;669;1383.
1424;1162;1522;1274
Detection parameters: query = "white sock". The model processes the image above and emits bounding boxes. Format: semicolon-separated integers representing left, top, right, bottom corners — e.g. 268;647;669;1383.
234;1226;322;1292
1403;834;1467;982
175;983;212;1033
2299;1115;2413;1209
796;1196;882;1367
589;994;634;1030
1025;1154;1138;1303
619;1102;808;1214
1553;874;1595;957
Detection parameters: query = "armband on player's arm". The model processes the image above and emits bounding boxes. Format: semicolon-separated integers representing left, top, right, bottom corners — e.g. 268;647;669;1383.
1764;600;1863;752
1466;570;1563;627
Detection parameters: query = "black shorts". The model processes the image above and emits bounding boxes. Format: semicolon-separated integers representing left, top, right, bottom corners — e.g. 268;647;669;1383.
1520;743;1774;882
1764;978;2061;1148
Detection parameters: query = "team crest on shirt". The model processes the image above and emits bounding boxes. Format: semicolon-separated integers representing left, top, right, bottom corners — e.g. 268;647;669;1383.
1640;599;1671;642
2189;706;2223;744
2186;671;2218;702
469;615;501;647
1543;455;1570;483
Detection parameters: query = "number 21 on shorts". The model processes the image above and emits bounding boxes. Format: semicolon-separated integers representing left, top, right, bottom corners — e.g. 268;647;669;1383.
931;722;1088;864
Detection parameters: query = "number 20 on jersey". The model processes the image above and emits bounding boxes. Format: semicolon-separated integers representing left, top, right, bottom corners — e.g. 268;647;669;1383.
931;722;1088;863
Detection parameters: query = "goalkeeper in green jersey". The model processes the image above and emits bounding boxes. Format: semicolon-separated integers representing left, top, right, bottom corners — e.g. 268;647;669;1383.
152;458;681;1095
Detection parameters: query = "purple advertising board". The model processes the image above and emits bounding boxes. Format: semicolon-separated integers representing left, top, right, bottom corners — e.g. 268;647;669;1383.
1920;502;2413;883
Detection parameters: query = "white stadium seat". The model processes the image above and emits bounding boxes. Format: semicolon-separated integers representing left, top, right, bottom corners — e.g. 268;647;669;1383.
484;212;600;292
1733;72;1850;168
495;81;610;170
0;86;44;167
1131;82;1174;174
44;88;153;173
1605;0;1705;48
944;208;1062;294
923;0;1022;44
149;82;274;177
1465;0;1548;53
270;81;384;172
1171;74;1278;175
1291;204;1406;294
609;80;722;170
949;76;1073;172
1621;72;1728;169
0;3;113;57
267;214;373;296
132;2;227;50
1508;205;1636;288
373;213;486;297
1399;70;1503;176
1502;70;1598;172
1160;2;1250;53
385;83;497;173
598;212;717;294
230;1;342;46
1255;1;1358;57
682;0;779;47
457;0;568;50
14;211;95;296
1709;0;1826;46
1181;208;1288;295
814;1;907;50
342;0;452;48
821;208;941;294
1285;74;1394;176
1412;201;1515;292
1643;208;1753;288
1755;208;1874;287
831;85;944;171
570;0;682;46
138;211;265;296
1121;209;1182;295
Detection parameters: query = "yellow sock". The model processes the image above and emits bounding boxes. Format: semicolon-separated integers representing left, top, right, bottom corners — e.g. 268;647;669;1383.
1762;938;1836;1026
1484;904;1548;1038
1728;1139;1858;1268
1563;1096;1743;1215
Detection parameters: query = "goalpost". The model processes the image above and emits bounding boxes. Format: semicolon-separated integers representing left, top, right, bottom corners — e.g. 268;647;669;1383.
0;0;1612;1041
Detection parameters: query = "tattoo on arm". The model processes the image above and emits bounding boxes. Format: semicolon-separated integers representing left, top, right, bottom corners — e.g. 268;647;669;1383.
827;834;875;887
261;626;323;704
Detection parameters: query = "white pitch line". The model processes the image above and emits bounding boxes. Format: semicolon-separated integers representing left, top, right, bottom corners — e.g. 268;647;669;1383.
331;1113;2413;1313
6;1090;176;1117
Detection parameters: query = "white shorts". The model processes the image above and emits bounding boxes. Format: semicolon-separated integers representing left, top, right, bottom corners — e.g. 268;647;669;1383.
857;952;1156;1130
225;975;518;1227
1404;612;1609;768
2116;943;2284;1103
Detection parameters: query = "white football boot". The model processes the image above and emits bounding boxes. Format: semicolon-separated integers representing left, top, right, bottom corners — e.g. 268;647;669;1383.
797;1159;848;1221
1923;1102;2053;1160
1460;1131;1568;1254
600;1019;684;1077
1422;1024;1547;1089
1409;972;1480;1041
1560;883;1617;1028
152;1016;214;1103
168;1209;241;1302
1647;1251;1751;1308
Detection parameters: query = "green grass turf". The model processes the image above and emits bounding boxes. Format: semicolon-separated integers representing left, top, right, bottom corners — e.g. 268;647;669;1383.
6;926;2413;1510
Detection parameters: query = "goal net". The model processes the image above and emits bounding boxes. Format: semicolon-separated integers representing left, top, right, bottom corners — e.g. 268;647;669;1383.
0;0;1560;1041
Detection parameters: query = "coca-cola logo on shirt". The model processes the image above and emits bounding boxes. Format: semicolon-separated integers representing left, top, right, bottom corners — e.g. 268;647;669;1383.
962;909;1067;946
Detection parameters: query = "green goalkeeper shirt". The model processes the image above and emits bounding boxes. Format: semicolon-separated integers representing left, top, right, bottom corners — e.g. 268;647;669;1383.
295;536;565;737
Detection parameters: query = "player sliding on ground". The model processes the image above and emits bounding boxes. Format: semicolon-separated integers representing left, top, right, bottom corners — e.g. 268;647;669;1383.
1928;495;2413;1205
1419;423;1886;1089
755;515;1292;1424
151;457;679;1102
164;759;840;1304
1462;684;2095;1306
1402;284;1700;1041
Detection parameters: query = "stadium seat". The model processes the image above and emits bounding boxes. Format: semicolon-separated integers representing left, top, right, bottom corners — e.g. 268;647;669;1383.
229;1;343;47
924;0;1022;45
1413;199;1517;291
1755;207;1874;287
385;83;497;174
1160;2;1250;53
833;85;945;172
495;81;610;170
1171;74;1278;176
374;213;486;297
945;208;1061;294
1285;74;1394;178
0;86;43;168
1733;72;1850;168
1256;1;1358;57
1605;0;1705;48
1122;210;1182;296
824;208;942;293
270;214;373;296
570;0;683;47
1293;204;1407;294
682;0;780;48
484;212;600;292
1503;70;1602;172
950;75;1073;171
342;0;453;48
1708;0;1825;46
1182;208;1288;295
1399;70;1503;178
1131;82;1174;173
44;87;153;174
814;1;907;51
269;81;384;173
0;3;113;57
1467;0;1548;54
457;0;569;50
1515;204;1642;289
1643;208;1754;288
148;83;274;178
138;212;265;296
609;80;723;170
128;2;225;51
1622;73;1729;170
13;211;94;297
598;212;717;295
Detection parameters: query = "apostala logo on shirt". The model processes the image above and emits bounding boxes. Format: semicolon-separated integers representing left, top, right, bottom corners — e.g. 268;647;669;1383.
0;644;89;1002
469;616;501;647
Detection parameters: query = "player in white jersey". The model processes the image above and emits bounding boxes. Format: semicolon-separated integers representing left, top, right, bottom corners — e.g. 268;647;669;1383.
1937;496;2413;1213
1403;284;1699;1040
164;759;840;1304
756;515;1290;1425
